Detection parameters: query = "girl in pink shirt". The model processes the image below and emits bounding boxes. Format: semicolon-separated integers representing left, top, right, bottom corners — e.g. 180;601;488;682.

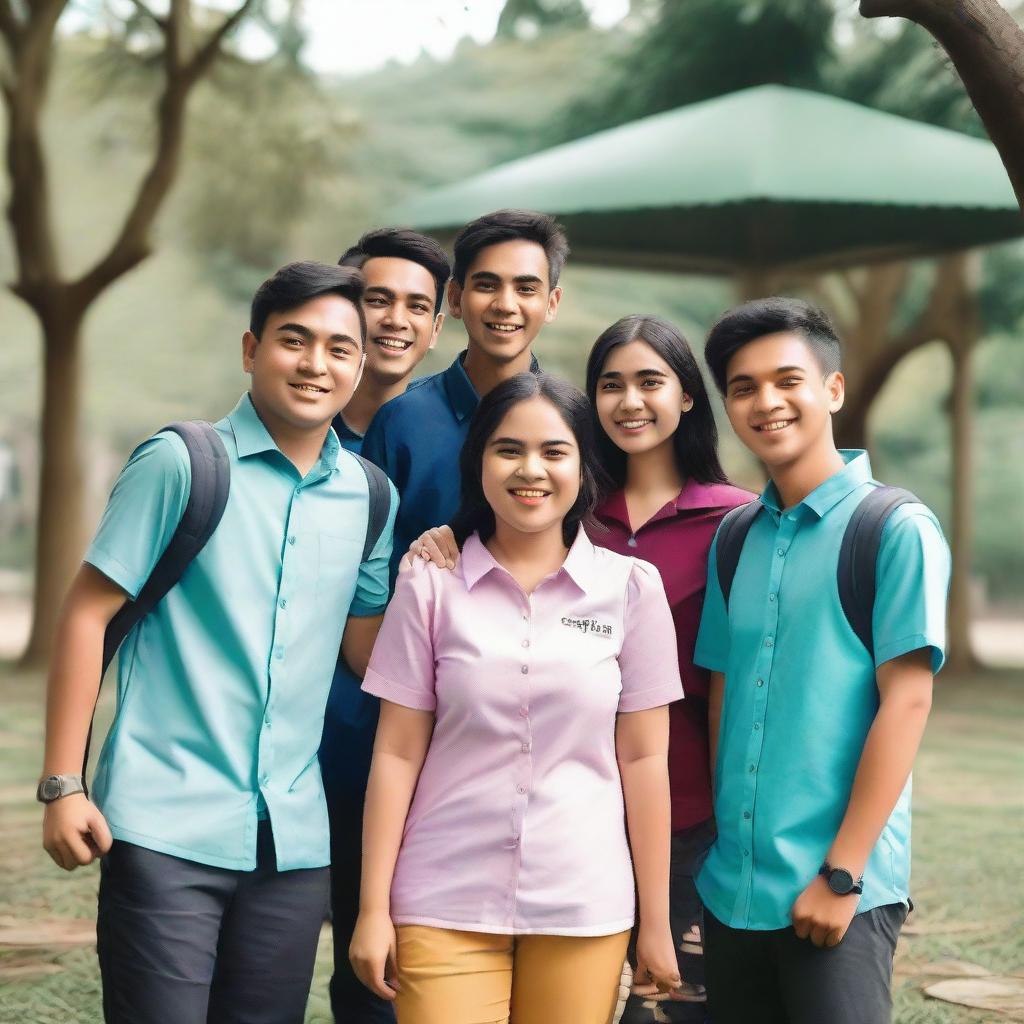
587;315;753;1023
350;373;684;1024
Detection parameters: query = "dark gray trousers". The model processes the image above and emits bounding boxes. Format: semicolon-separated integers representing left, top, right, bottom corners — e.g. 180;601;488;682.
703;902;907;1024
97;820;330;1024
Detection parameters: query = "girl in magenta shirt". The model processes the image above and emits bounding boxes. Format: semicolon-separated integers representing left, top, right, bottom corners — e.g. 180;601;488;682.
350;373;684;1024
587;315;752;1022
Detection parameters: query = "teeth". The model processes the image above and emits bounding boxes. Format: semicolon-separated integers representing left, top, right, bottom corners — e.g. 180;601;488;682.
376;338;411;350
759;420;793;432
512;489;547;497
487;323;521;333
619;420;652;428
292;384;325;393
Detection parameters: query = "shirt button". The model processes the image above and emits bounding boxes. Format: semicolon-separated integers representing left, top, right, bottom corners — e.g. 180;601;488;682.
522;614;528;622
511;835;520;847
768;593;776;602
756;678;764;687
521;665;529;674
743;849;750;857
516;784;527;795
521;639;530;648
519;707;529;718
521;743;531;753
743;810;752;820
279;598;287;610
764;637;774;648
274;647;284;660
753;722;761;731
749;764;756;773
260;773;269;785
287;535;296;546
777;547;786;557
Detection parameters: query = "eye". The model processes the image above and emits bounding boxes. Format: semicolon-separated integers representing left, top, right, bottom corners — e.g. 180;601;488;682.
366;297;388;307
518;286;536;295
496;447;521;457
283;337;303;348
730;385;753;397
411;304;430;315
641;379;663;388
544;448;568;459
779;376;801;387
599;381;621;391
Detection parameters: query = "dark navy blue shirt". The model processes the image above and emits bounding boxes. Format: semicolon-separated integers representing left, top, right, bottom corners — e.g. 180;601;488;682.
331;414;364;455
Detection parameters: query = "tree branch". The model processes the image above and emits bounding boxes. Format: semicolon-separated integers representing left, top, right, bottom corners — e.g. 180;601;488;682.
187;0;257;81
126;0;168;31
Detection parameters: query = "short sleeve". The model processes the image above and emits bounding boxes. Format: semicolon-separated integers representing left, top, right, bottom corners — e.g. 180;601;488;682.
84;433;191;598
361;559;438;711
617;559;684;713
872;505;951;673
694;529;730;673
348;478;399;616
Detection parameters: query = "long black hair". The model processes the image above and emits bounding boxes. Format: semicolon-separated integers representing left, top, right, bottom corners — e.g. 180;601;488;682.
585;314;727;492
450;372;604;549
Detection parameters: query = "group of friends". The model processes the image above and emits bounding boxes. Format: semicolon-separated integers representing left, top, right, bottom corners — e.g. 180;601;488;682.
38;208;951;1024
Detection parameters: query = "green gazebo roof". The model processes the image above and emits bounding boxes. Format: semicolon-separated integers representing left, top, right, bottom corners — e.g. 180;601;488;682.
395;85;1023;273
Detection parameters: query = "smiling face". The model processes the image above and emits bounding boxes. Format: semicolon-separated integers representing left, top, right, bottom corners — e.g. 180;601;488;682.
723;331;844;473
448;239;562;365
481;396;581;542
360;255;443;386
242;293;364;434
594;338;693;458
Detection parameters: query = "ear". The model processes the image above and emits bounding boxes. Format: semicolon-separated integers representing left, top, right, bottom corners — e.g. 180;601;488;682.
680;392;694;413
241;330;259;374
544;285;563;324
447;279;463;321
826;371;845;414
429;312;444;351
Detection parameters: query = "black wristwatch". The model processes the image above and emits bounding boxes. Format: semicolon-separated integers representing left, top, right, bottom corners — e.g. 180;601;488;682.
36;774;86;803
819;861;864;896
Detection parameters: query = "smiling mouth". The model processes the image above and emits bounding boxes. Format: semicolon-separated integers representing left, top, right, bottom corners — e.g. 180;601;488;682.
754;419;796;433
373;337;412;352
486;322;523;334
290;383;330;395
509;487;549;505
617;418;654;429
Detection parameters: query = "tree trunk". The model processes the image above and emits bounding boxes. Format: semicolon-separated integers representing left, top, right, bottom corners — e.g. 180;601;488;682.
860;0;1024;208
19;310;86;667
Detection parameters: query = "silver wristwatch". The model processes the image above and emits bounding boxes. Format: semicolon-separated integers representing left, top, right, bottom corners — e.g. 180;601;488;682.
36;774;85;803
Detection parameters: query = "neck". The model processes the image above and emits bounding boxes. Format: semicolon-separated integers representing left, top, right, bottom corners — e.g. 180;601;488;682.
249;392;329;478
342;372;408;435
770;438;846;509
463;343;533;398
485;519;569;593
624;441;683;501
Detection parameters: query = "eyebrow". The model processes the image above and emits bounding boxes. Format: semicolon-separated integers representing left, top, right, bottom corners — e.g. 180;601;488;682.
489;436;574;447
469;271;544;285
598;369;669;379
276;323;358;346
365;286;435;304
726;365;807;387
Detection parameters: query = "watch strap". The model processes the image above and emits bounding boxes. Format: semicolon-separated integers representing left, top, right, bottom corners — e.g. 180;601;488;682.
819;860;864;895
37;773;86;803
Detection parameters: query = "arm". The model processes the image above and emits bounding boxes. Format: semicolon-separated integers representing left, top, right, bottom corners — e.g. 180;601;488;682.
708;670;724;787
791;648;934;947
617;706;680;993
340;613;384;679
41;564;126;870
349;701;434;999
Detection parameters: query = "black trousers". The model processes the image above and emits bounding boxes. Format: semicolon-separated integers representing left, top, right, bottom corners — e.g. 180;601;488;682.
97;821;330;1024
703;902;907;1024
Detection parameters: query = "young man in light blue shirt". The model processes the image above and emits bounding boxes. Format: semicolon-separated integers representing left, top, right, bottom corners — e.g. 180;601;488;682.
695;298;950;1024
39;262;397;1024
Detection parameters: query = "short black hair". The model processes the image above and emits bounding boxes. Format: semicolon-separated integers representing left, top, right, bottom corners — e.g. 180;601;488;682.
250;261;366;345
339;228;451;315
450;372;603;549
586;315;727;492
452;209;569;288
704;297;841;394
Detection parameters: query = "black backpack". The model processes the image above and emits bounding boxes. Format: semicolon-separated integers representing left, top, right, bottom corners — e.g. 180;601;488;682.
85;420;391;787
714;486;920;658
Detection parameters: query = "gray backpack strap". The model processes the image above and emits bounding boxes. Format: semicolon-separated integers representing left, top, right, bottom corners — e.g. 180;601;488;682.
837;486;919;657
86;421;230;791
715;500;762;609
353;454;392;563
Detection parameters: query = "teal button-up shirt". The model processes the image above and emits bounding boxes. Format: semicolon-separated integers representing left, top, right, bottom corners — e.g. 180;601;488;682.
86;394;396;871
694;451;949;930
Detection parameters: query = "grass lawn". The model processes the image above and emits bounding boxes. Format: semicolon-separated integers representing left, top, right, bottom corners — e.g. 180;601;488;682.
1;665;1021;1023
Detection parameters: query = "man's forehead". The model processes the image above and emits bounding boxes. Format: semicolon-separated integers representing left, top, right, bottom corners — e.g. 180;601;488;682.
467;238;549;279
728;331;817;371
362;255;436;295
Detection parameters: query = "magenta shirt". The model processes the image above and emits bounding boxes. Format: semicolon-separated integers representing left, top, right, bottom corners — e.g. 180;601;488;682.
593;480;754;832
362;530;683;936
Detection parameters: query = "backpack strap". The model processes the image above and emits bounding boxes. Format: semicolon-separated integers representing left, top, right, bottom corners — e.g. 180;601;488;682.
85;421;230;790
352;453;392;564
715;500;762;609
837;486;920;658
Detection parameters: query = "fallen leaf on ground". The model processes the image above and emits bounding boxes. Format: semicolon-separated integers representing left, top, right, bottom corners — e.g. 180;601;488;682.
0;916;95;947
924;976;1024;1019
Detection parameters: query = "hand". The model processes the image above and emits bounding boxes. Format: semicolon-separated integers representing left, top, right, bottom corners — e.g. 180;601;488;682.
42;793;113;871
349;910;399;1000
791;874;859;947
635;921;682;994
401;525;458;573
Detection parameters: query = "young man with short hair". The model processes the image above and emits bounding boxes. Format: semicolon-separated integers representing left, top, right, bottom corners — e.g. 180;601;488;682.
319;228;449;1023
332;227;450;452
39;261;397;1024
361;207;567;583
694;297;950;1024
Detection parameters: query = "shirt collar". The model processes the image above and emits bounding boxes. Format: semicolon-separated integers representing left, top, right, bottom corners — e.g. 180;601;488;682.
331;412;363;443
597;479;751;528
760;449;872;518
442;349;543;423
228;393;340;472
461;529;597;595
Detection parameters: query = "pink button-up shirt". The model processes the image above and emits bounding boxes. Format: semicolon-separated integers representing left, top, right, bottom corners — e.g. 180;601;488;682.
362;530;684;936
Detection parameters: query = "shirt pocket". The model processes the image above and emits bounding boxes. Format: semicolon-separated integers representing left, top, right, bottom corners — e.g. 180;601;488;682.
316;530;363;606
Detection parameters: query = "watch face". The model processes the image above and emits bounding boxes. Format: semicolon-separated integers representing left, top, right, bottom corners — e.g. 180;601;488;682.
828;868;855;895
42;777;62;801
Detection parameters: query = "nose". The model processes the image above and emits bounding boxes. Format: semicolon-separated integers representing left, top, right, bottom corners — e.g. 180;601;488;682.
381;302;409;331
620;385;644;412
300;345;328;376
516;451;545;481
752;384;784;414
490;285;517;316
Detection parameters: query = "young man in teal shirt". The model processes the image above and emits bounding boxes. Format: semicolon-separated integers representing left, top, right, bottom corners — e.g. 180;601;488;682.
696;297;950;1024
39;261;397;1024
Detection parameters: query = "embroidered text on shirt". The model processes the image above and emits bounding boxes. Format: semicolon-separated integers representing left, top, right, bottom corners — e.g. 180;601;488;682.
561;616;614;637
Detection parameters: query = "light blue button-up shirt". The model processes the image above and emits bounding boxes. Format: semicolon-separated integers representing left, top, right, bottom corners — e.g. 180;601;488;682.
86;394;397;871
694;451;950;930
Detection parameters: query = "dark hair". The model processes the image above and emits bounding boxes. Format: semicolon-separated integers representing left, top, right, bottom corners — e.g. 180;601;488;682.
452;209;569;288
250;261;366;344
450;373;602;549
586;315;727;492
339;228;451;315
704;297;841;394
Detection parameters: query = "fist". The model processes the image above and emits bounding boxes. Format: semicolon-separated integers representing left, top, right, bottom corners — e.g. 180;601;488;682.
42;794;113;871
791;875;858;948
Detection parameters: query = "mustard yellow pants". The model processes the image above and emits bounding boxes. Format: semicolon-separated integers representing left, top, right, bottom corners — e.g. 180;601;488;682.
394;924;630;1024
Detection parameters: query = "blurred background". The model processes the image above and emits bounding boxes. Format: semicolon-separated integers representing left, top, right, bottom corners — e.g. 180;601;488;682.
1;2;1021;1021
